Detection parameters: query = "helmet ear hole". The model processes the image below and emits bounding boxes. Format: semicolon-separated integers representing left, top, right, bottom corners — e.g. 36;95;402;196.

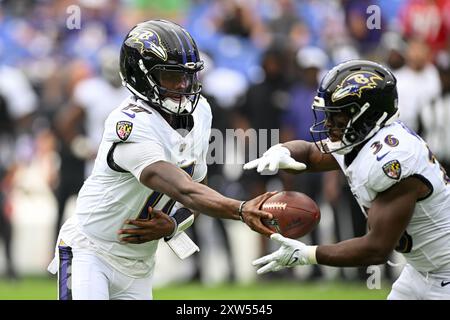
344;129;358;143
347;104;360;116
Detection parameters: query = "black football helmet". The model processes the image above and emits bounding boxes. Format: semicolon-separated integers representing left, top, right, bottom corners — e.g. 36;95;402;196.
119;19;204;115
310;60;399;154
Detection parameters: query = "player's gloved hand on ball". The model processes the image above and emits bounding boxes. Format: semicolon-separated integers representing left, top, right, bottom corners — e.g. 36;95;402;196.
118;207;175;244
243;144;307;174
252;233;318;274
240;192;277;237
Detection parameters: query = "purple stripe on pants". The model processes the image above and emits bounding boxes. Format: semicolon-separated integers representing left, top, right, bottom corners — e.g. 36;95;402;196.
58;245;73;300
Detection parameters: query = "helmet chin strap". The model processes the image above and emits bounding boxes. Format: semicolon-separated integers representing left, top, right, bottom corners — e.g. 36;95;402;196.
160;96;190;114
325;140;354;155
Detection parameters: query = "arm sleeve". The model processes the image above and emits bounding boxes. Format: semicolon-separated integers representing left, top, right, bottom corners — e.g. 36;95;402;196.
113;141;167;180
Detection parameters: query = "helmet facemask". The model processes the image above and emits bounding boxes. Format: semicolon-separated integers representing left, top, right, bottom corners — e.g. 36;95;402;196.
310;96;398;155
137;60;203;115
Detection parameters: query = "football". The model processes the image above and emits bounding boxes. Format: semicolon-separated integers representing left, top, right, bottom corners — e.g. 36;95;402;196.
261;191;321;239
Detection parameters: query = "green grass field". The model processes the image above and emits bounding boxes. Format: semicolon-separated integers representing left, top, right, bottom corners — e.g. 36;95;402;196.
0;277;390;300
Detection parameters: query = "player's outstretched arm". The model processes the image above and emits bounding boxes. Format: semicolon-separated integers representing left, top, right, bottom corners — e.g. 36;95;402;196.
243;141;339;174
140;161;275;236
315;176;429;266
282;140;339;172
253;176;430;273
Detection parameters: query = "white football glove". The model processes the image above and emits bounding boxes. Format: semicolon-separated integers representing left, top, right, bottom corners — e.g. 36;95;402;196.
243;144;307;174
252;233;318;275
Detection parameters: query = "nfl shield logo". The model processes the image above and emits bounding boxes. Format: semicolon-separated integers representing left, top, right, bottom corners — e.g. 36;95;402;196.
116;121;133;141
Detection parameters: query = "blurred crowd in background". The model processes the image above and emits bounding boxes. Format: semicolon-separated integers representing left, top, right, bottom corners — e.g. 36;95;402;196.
1;0;450;285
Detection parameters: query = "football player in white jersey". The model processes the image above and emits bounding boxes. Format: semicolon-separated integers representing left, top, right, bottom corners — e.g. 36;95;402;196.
48;20;275;300
245;60;450;299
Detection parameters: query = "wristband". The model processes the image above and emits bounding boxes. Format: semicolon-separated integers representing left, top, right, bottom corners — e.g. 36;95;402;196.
307;245;318;265
164;207;194;241
238;201;247;222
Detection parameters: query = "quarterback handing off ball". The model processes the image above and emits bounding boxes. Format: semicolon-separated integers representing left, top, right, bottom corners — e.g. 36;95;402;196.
261;191;320;239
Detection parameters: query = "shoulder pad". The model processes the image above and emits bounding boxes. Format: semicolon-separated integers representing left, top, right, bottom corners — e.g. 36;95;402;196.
104;99;159;143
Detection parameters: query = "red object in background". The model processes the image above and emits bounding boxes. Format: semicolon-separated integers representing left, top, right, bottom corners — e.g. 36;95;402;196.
399;0;450;55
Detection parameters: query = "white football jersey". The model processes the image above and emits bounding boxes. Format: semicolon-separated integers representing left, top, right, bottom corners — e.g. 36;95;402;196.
332;120;450;272
58;96;211;277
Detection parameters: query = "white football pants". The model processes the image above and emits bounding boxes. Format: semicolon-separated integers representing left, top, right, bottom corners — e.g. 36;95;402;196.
388;264;450;300
57;245;153;300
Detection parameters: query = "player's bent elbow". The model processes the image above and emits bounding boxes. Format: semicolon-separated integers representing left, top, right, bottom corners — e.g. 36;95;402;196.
362;232;396;266
369;253;389;265
365;244;391;265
